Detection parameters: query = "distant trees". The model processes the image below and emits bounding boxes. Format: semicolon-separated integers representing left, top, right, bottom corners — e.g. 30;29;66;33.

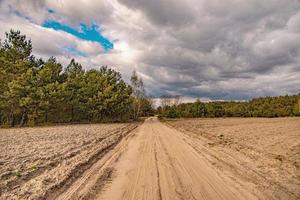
0;30;153;127
130;70;155;119
158;94;300;118
160;95;181;107
62;58;85;122
130;70;144;120
1;30;297;126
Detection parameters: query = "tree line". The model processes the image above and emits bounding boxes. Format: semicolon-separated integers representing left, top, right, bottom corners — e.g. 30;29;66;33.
0;30;154;127
1;30;298;127
158;94;300;118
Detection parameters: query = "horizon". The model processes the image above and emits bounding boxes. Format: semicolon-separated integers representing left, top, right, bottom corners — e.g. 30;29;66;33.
0;0;299;100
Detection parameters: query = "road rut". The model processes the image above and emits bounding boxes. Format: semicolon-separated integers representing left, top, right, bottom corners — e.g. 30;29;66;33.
97;117;259;200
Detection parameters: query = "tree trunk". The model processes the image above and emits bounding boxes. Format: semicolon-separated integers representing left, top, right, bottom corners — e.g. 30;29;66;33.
20;109;28;127
9;111;15;127
133;99;140;120
136;99;141;120
71;106;74;122
133;105;136;120
44;111;48;123
32;108;38;126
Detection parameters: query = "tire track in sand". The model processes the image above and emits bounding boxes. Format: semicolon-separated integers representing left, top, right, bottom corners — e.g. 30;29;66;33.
98;117;260;200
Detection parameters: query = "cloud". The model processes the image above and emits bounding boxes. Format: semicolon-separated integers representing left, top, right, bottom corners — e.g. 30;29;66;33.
118;0;197;27
0;0;300;100
63;46;86;57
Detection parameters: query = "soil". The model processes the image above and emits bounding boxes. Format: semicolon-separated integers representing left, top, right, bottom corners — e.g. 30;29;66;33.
166;117;300;200
0;123;139;199
1;117;299;200
98;117;259;200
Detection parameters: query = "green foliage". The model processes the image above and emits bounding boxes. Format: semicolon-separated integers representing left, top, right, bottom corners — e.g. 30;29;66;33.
0;30;148;127
130;70;154;119
1;29;296;126
0;30;35;126
138;97;155;117
159;94;300;118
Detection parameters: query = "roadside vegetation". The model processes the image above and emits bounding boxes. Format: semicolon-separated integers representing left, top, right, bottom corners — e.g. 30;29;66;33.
1;29;299;127
158;94;300;118
0;30;154;127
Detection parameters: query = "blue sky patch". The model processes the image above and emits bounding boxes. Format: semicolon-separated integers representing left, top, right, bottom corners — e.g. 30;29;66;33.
64;46;87;57
47;9;55;14
43;20;114;51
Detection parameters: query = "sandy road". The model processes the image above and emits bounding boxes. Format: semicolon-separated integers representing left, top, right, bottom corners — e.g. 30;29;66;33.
99;117;260;200
56;117;260;200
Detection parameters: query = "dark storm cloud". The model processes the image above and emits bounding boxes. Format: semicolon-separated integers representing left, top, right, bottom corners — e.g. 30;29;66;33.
118;0;300;99
1;0;299;100
118;0;197;27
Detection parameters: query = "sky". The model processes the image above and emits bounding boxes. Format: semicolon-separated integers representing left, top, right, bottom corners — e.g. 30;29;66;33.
0;0;300;101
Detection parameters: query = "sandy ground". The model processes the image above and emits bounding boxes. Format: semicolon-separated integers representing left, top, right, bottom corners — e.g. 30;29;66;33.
98;117;260;200
1;117;299;200
0;123;139;199
166;117;300;200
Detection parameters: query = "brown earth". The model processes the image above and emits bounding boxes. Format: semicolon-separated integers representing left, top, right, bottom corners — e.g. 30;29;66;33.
98;117;259;200
166;117;300;200
1;117;299;200
0;123;139;199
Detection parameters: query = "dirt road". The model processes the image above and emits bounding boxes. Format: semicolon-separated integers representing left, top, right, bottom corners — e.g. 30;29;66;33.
55;117;262;200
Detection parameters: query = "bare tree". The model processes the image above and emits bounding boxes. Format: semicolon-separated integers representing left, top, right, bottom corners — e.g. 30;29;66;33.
160;95;172;108
172;95;181;106
130;70;145;120
160;95;181;107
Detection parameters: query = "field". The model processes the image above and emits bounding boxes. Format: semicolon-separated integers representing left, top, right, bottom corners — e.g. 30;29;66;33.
0;123;139;199
166;117;300;200
0;118;299;200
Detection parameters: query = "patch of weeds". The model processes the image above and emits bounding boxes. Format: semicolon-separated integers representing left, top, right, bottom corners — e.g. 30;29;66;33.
31;165;38;171
15;171;21;178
